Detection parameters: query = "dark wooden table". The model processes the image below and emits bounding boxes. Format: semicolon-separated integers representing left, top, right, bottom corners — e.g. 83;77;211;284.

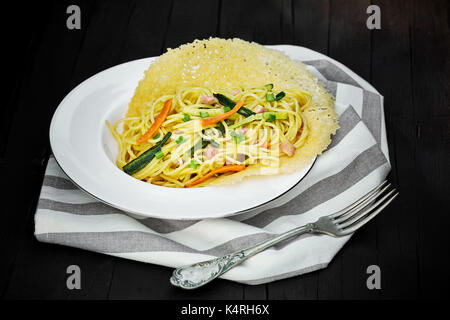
1;0;448;300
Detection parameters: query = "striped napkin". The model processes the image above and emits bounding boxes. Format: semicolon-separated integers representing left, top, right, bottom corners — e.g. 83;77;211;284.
35;59;390;285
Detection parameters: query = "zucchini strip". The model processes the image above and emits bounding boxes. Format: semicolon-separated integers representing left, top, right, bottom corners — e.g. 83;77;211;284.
213;93;255;117
123;132;172;175
186;138;210;157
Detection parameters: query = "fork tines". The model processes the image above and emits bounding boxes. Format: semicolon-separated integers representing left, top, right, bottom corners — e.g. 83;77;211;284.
331;181;399;235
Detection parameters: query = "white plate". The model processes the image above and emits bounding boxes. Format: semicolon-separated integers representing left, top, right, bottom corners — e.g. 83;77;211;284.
49;45;366;220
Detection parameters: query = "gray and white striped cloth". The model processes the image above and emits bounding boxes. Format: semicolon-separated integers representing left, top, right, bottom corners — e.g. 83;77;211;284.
35;59;390;285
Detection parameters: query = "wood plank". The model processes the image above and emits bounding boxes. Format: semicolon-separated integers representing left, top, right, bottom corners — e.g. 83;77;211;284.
293;0;329;54
411;0;449;118
2;0;140;299
328;0;372;78
410;0;450;298
219;0;290;44
108;258;243;299
1;0;95;298
415;118;450;298
0;161;44;297
164;0;220;50
292;0;345;299
370;0;419;299
5;229;116;299
268;271;318;300
3;1;94;162
243;284;267;300
0;2;50;156
119;0;173;61
68;0;136;87
316;258;343;299
1;158;114;299
328;0;380;300
281;0;294;43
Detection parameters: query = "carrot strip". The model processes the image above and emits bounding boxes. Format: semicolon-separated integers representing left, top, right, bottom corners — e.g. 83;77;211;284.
186;165;246;187
201;100;244;127
137;99;172;144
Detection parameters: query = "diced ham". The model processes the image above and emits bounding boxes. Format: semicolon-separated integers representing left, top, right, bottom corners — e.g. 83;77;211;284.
231;88;240;96
206;147;219;159
254;105;266;113
280;141;296;156
200;95;218;105
237;126;248;135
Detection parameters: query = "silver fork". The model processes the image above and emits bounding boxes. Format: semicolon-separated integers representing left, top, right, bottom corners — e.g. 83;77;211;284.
170;181;398;289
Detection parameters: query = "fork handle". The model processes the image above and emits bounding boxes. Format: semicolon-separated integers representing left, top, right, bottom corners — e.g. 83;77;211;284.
170;223;316;289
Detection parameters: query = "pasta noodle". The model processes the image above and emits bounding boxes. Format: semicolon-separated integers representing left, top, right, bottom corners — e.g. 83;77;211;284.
107;86;312;188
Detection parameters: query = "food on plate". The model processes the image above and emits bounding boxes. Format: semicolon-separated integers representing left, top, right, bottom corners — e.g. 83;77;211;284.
106;38;338;187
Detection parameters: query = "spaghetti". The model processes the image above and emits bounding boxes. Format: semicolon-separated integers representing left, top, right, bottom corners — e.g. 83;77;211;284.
107;85;312;188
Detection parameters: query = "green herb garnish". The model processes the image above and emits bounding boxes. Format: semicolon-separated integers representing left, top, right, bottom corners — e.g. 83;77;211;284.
199;111;209;118
266;93;275;102
176;136;185;144
182;113;191;122
189;160;199;169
